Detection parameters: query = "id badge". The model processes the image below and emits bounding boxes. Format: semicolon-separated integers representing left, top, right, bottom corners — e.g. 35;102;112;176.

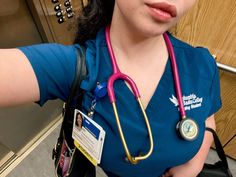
72;109;105;166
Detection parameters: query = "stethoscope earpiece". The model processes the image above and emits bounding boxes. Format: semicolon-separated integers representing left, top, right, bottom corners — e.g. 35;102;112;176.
176;118;199;141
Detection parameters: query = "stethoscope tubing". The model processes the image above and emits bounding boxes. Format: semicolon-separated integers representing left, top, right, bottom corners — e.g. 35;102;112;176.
105;26;154;164
104;25;192;164
106;26;186;118
105;26;141;102
163;33;186;118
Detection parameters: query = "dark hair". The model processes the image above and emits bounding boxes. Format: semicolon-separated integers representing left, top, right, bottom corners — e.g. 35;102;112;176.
74;0;115;44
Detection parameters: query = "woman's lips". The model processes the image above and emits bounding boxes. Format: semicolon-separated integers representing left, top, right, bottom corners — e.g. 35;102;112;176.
146;2;177;22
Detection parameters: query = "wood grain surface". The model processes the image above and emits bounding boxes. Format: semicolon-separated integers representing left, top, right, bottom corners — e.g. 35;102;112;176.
171;0;236;67
224;136;236;160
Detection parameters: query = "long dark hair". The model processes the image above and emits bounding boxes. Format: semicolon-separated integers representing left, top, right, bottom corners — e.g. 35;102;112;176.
74;0;115;44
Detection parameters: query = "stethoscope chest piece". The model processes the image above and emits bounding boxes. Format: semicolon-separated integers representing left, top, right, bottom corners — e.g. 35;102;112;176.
176;118;199;141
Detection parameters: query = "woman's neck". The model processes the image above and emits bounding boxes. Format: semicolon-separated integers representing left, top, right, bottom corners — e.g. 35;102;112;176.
109;18;167;64
108;19;169;109
110;26;168;65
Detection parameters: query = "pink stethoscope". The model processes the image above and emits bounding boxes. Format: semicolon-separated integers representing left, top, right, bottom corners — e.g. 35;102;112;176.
105;26;199;164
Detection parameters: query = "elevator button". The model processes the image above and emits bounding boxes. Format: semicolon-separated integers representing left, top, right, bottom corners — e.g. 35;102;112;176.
58;16;66;24
52;0;59;3
64;0;71;7
54;4;61;11
66;6;73;13
56;11;63;17
67;12;74;18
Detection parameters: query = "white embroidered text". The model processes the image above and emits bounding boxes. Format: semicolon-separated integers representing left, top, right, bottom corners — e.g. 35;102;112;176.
169;94;203;111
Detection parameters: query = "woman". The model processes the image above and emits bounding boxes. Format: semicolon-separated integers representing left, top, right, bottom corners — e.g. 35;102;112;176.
76;112;83;130
0;0;221;176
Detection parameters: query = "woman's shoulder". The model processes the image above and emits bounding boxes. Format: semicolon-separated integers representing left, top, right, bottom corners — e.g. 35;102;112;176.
19;43;80;60
18;43;83;105
169;33;217;80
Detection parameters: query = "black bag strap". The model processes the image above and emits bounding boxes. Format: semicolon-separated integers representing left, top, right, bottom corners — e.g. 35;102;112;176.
65;46;87;109
51;46;88;156
205;127;229;169
53;46;96;177
59;46;87;141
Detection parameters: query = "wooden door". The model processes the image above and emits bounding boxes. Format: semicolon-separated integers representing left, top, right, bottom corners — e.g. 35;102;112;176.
170;0;236;159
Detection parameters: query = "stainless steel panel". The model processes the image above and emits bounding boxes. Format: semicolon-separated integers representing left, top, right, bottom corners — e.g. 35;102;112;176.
0;143;14;169
0;0;63;172
26;0;83;44
0;101;62;154
0;0;42;47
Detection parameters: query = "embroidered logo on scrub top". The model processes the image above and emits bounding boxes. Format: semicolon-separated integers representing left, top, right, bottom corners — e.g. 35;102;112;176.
169;93;203;111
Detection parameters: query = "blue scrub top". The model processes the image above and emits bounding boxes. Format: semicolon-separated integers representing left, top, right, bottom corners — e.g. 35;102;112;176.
19;29;221;177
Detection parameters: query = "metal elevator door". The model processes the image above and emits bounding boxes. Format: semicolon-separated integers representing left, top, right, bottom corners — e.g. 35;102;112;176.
0;0;63;173
0;0;83;174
